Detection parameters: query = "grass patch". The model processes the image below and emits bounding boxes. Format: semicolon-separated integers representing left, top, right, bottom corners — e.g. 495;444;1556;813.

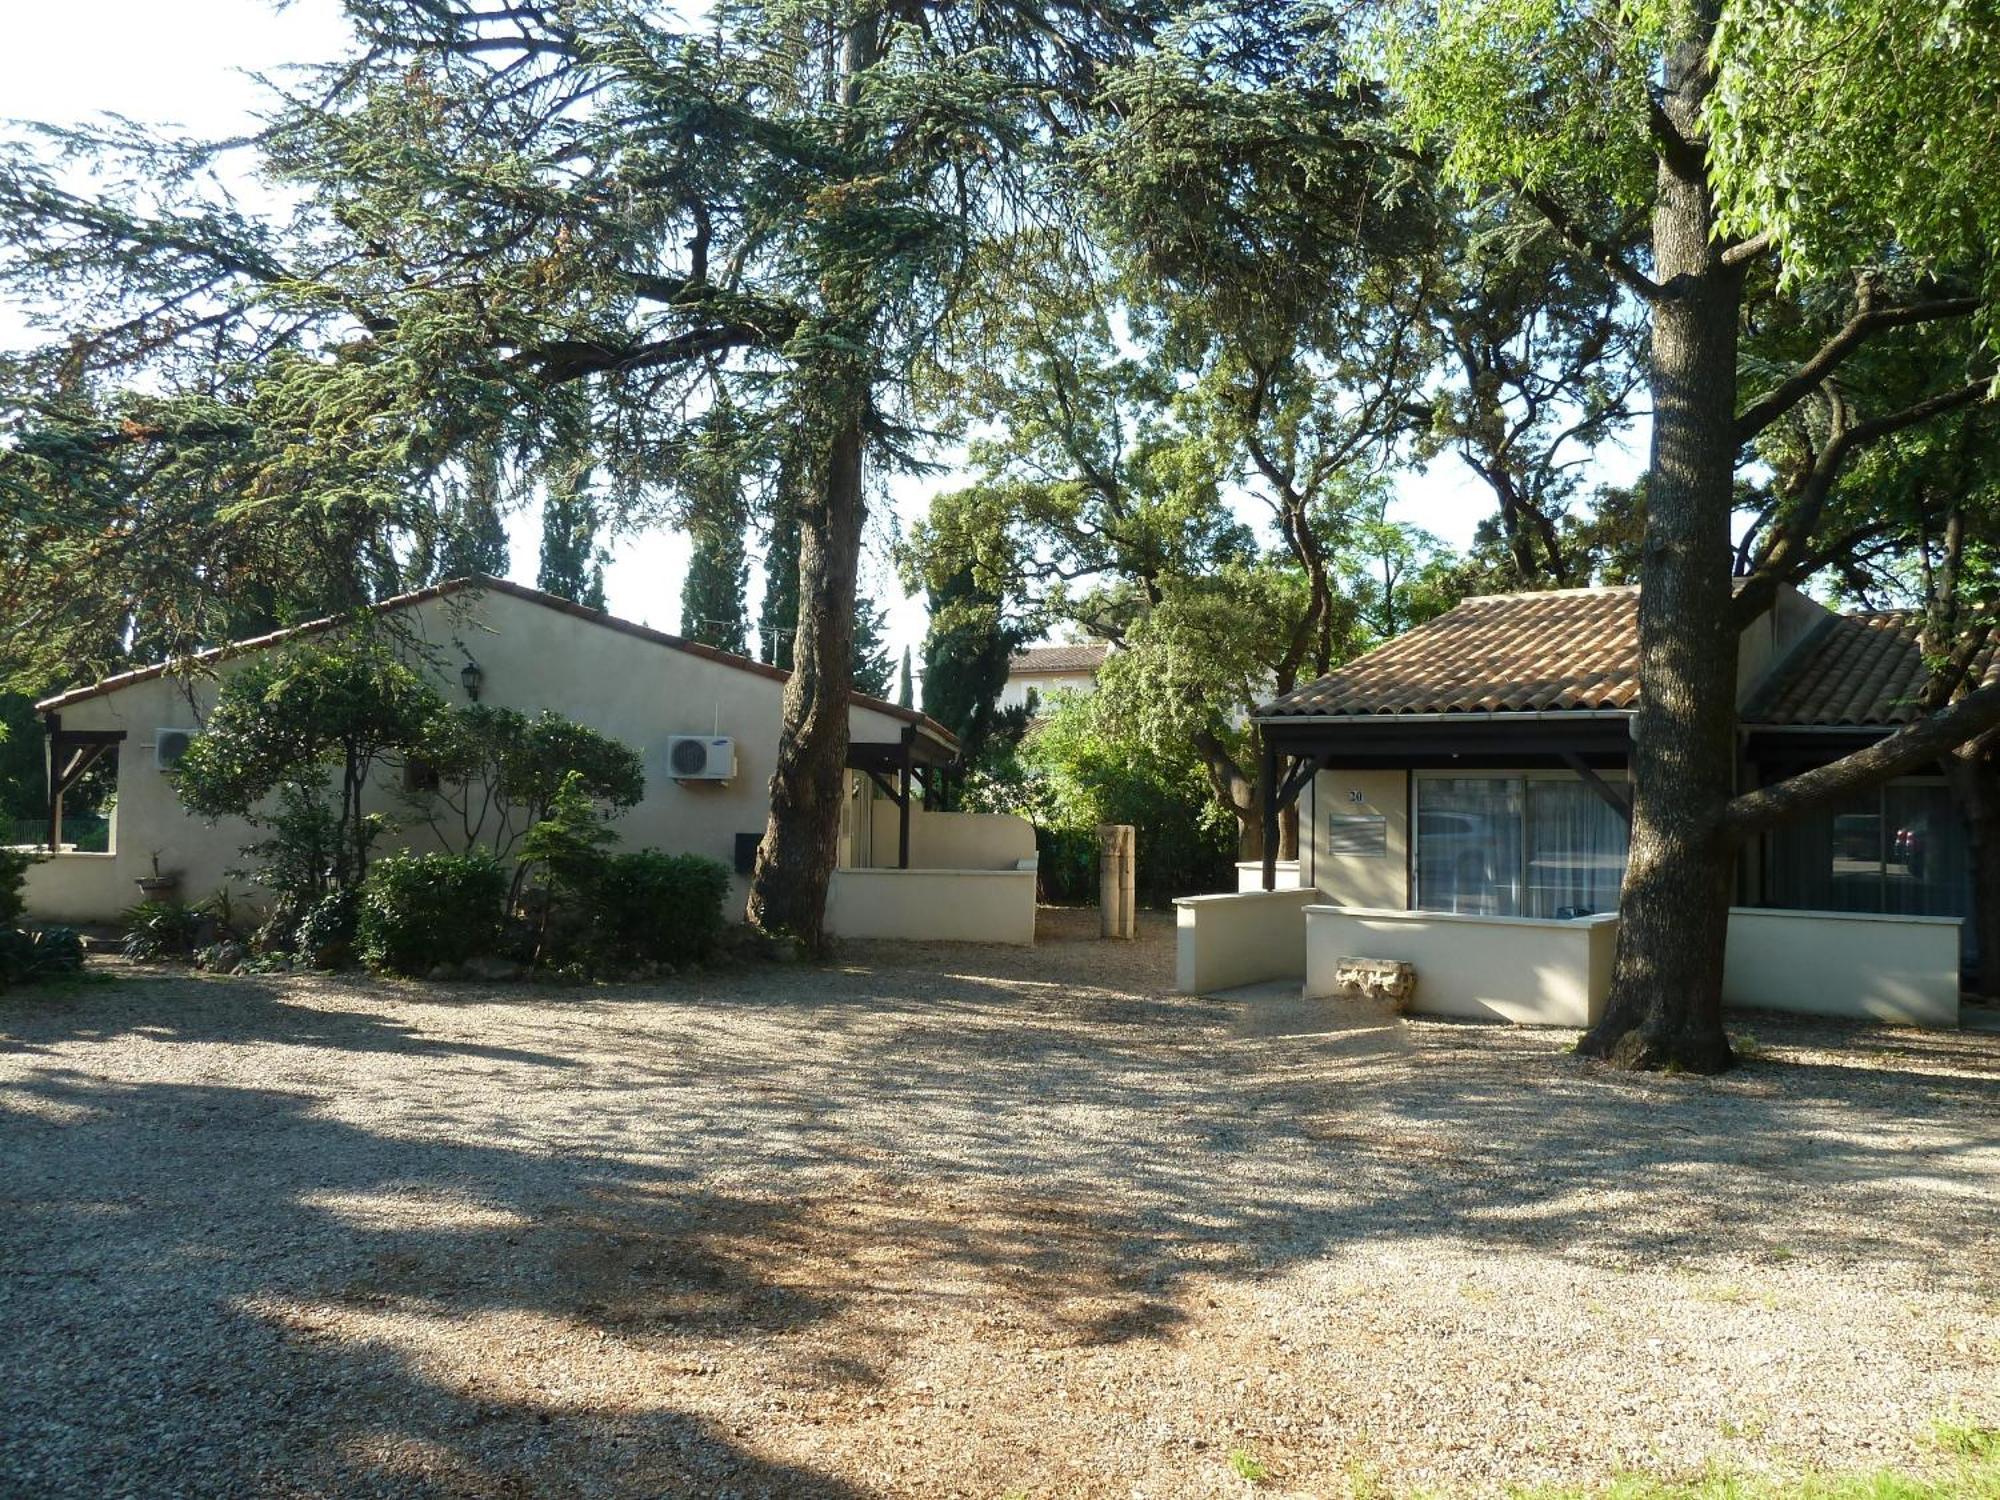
1508;1447;2000;1499
1928;1417;2000;1460
1228;1448;1271;1484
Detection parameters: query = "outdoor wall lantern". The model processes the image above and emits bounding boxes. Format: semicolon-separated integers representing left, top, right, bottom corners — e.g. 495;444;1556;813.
460;656;485;702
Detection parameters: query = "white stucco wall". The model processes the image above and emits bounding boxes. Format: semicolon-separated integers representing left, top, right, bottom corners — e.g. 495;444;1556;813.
1303;905;1618;1027
1310;769;1409;908
1723;908;1961;1027
23;587;947;926
1235;861;1303;892
864;802;1035;871
997;671;1097;713
1292;905;1959;1030
1173;888;1317;993
824;868;1037;945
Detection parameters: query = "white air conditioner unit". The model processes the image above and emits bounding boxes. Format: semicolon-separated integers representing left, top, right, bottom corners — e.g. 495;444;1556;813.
154;728;196;770
667;735;736;783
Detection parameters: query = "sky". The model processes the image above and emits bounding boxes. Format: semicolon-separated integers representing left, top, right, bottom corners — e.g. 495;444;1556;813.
0;1;1646;676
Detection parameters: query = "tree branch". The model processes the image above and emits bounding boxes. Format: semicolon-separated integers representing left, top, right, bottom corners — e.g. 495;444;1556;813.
1718;229;1776;269
1728;676;2000;837
1523;188;1665;304
1645;94;1708;183
1735;296;1981;445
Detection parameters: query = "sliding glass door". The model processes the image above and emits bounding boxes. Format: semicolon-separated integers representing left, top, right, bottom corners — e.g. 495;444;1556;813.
1415;773;1630;919
1415;777;1524;915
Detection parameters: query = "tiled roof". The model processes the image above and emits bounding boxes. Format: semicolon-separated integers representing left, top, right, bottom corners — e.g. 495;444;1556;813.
1746;610;2000;726
35;575;959;748
1257;588;1642;718
1010;641;1110;675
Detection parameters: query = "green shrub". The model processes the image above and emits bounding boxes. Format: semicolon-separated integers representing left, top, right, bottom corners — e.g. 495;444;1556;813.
294;887;361;970
0;846;35;926
579;849;732;967
122;899;203;961
0;925;84;987
357;850;508;975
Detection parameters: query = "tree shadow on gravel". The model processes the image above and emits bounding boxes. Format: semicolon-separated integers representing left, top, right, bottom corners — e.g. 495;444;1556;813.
0;974;577;1071
3;943;1999;1496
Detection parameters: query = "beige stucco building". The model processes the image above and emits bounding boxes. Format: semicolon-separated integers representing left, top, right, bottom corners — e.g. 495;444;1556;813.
998;641;1109;715
1179;585;1975;1028
24;577;1037;943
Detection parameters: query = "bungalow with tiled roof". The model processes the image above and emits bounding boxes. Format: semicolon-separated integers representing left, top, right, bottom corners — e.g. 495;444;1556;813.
1176;584;1980;1029
23;577;1039;944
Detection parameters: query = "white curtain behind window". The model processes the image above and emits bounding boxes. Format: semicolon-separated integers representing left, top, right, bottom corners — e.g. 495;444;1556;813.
1416;778;1524;915
1525;779;1629;917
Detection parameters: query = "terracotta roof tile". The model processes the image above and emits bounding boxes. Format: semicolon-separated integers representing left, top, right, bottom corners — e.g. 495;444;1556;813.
1010;641;1110;675
1746;610;2000;726
1261;586;2000;727
35;575;960;748
1257;588;1643;718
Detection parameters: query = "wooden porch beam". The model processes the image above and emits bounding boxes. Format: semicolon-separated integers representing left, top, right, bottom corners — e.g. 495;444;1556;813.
898;727;914;870
1261;734;1280;891
1561;752;1633;823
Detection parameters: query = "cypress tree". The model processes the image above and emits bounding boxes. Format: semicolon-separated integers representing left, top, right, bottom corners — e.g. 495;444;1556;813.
438;444;510;581
537;448;605;610
759;470;803;670
681;511;749;653
920;565;1028;770
851;596;894;697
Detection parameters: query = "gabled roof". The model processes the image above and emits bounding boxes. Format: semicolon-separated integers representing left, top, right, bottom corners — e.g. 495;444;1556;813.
1257;588;1642;719
1745;610;2000;727
35;575;958;749
1009;641;1109;675
1256;583;2000;732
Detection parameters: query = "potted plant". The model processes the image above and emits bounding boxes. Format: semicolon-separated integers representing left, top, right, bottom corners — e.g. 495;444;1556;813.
134;851;181;902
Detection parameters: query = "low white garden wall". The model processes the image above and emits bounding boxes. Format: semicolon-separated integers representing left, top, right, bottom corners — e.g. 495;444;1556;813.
1173;888;1317;992
1304;906;1618;1027
18;852;127;925
825;867;1038;946
1723;907;1960;1028
1234;861;1303;893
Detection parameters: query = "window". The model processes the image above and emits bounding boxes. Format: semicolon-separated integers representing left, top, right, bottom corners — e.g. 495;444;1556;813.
1416;777;1523;915
1763;781;1972;961
1525;778;1629;918
1415;774;1629;919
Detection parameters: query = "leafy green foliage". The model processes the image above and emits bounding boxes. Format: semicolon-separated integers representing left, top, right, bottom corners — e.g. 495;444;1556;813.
0;845;34;926
357;850;508;976
405;706;644;869
175;642;444;909
294;888;362;971
0;694;44;827
576;851;732;969
517;772;620;905
978;692;1235;906
1707;0;2000;306
0;924;84;988
120;900;203;961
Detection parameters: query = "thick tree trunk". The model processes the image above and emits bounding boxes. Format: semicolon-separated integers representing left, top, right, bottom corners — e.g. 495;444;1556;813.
1968;814;2000;1002
1195;727;1299;863
1944;746;2000;1000
745;408;865;951
1576;14;1742;1073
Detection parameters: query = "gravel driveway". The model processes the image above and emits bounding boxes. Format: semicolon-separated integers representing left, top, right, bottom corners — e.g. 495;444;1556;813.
3;908;1997;1498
